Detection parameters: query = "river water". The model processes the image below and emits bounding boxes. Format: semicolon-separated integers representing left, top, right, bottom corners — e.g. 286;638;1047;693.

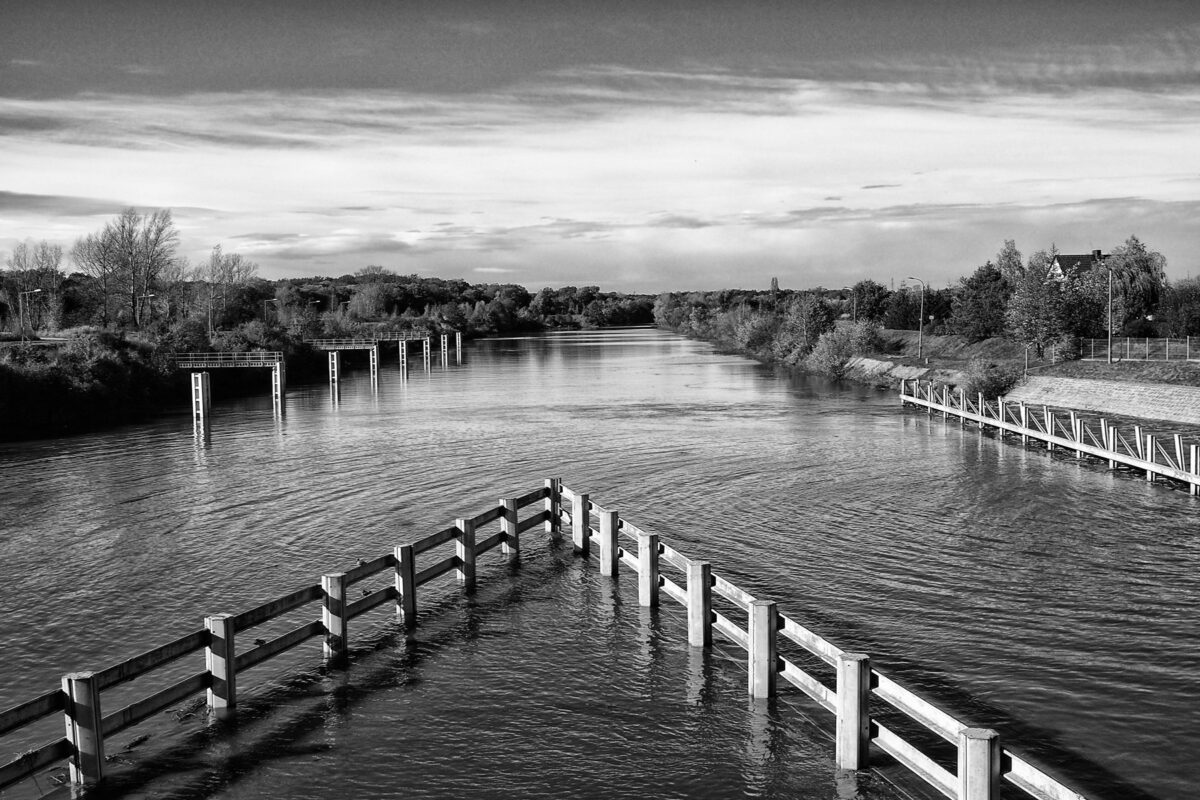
1;328;1196;799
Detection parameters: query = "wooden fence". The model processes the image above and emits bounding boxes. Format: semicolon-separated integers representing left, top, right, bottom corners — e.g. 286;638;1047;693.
0;480;1101;800
899;379;1200;494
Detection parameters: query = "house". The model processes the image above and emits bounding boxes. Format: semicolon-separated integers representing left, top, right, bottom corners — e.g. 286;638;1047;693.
1046;249;1106;282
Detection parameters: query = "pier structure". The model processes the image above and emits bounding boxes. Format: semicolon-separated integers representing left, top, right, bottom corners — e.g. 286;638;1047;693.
307;339;383;387
900;379;1200;494
0;479;1099;800
174;351;285;419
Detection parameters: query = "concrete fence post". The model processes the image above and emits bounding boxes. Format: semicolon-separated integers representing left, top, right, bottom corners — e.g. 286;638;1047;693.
637;532;660;608
62;672;105;786
598;510;619;576
456;518;476;591
748;600;778;698
500;498;519;560
322;572;348;665
204;613;237;715
835;653;871;770
686;560;712;648
958;728;1001;800
572;492;591;556
544;478;562;539
395;544;417;628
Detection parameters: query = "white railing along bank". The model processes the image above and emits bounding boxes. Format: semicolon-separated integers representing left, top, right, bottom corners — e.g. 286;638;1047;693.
0;480;1101;800
899;379;1200;495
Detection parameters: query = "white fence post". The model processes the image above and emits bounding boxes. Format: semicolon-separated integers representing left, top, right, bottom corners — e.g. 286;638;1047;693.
598;510;619;576
545;478;562;539
322;572;348;665
638;532;660;607
395;544;417;628
959;728;1001;800
205;613;237;715
835;653;871;770
62;672;105;786
501;498;519;560
456;518;476;590
1190;444;1200;496
748;600;778;698
573;492;591;556
686;560;712;648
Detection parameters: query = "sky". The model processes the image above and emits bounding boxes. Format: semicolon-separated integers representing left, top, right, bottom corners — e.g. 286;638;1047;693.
2;0;1199;293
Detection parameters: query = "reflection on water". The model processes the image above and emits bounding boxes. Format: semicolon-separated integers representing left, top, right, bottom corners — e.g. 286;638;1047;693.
1;328;1197;799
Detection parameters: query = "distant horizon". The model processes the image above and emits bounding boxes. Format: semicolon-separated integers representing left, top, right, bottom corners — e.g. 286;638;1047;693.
3;1;1198;292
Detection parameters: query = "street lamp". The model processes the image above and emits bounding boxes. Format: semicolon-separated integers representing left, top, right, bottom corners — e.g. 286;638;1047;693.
138;293;155;328
17;288;42;342
906;276;926;360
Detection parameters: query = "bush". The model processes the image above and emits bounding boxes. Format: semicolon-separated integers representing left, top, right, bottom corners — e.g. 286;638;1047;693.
962;357;1022;399
804;321;881;378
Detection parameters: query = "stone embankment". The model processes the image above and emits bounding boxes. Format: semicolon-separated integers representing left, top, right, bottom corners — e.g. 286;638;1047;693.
1004;376;1200;426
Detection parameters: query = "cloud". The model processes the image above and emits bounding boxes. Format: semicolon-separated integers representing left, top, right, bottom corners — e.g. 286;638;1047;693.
8;59;43;68
120;64;167;77
862;184;901;190
0;190;129;216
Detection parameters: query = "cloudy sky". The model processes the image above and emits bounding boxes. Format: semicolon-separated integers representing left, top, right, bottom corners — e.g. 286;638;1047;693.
2;0;1199;292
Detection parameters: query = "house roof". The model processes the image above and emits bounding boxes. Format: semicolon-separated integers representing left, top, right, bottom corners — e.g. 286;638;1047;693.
1047;252;1106;281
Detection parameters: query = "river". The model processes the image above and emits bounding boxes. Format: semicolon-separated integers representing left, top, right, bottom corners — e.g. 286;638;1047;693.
1;328;1195;799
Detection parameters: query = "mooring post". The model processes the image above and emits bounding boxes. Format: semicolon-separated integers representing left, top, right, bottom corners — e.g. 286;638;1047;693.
686;560;712;648
544;477;562;539
322;572;348;665
191;372;211;420
958;728;1001;800
455;518;477;591
637;532;660;607
1190;444;1200;496
328;351;341;389
748;600;778;698
62;672;104;786
500;498;519;560
572;493;591;556
205;613;237;715
835;653;871;770
395;544;417;628
271;362;285;417
598;509;619;576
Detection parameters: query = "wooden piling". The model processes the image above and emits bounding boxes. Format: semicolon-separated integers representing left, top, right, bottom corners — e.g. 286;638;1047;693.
598;510;619;576
637;532;660;608
62;672;105;786
456;518;476;591
395;544;417;628
686;560;712;648
958;728;1000;800
835;653;871;770
572;493;591;556
322;572;348;664
748;600;778;698
500;498;519;560
205;613;237;714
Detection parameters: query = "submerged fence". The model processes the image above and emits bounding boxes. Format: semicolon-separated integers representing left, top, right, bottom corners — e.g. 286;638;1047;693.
899;379;1200;494
1;480;1099;800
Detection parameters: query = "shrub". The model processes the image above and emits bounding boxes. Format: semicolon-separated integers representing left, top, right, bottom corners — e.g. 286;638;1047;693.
962;357;1022;399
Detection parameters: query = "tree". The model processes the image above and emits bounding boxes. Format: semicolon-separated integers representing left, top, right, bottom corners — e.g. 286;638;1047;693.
1155;278;1200;337
195;246;258;332
884;286;922;330
1105;235;1167;334
949;262;1009;341
772;293;835;364
70;208;179;328
995;239;1024;285
848;280;890;323
5;240;65;332
1006;250;1062;357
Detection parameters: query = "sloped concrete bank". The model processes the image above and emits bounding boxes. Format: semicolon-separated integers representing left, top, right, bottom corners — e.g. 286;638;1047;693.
1004;376;1200;426
842;356;968;390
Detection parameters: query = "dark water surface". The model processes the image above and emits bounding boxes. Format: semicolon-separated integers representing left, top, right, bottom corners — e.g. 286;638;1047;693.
1;328;1196;799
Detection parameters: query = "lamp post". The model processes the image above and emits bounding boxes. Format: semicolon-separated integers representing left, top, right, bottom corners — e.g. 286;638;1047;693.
138;293;155;328
907;276;926;360
17;288;42;343
1106;265;1114;365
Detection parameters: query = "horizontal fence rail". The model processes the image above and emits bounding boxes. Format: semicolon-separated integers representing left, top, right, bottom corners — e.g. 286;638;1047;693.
899;379;1200;496
1;478;1101;800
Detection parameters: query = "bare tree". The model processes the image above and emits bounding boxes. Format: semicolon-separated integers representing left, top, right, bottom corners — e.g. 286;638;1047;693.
5;240;66;331
70;208;179;328
195;245;259;332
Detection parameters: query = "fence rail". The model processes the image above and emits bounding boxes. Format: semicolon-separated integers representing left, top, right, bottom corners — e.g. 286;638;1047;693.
1081;336;1198;362
173;351;283;368
899;379;1200;494
1;479;1101;800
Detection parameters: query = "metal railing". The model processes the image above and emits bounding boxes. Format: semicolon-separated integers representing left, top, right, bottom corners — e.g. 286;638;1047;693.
1081;337;1197;362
